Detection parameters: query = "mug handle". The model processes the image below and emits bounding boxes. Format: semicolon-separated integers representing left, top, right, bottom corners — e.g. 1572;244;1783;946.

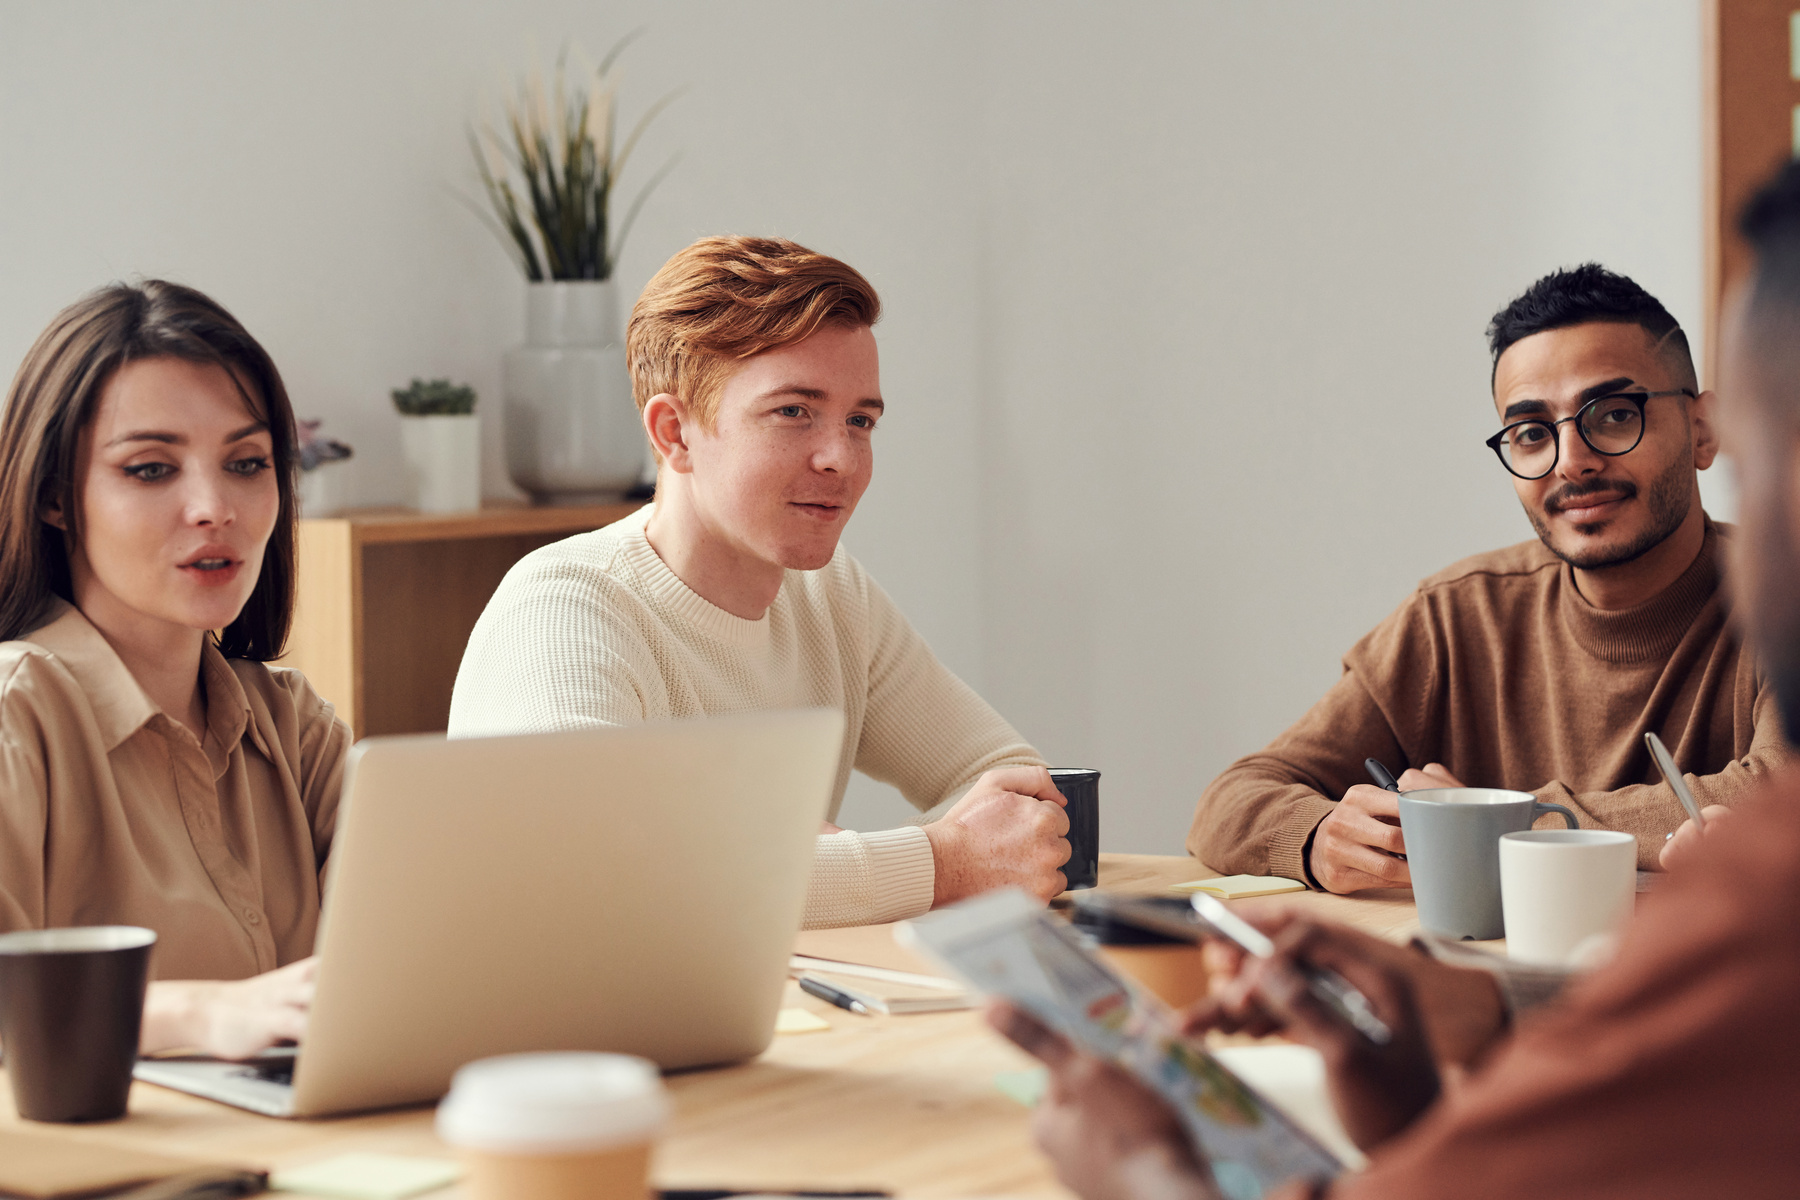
1532;801;1579;829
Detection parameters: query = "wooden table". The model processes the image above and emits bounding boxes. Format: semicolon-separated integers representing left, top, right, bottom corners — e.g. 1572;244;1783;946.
0;856;1431;1198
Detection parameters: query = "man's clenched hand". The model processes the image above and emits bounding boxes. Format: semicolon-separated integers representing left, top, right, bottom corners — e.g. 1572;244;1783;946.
924;766;1070;905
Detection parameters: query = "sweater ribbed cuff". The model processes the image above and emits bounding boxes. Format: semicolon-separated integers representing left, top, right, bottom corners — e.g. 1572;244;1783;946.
1269;793;1339;889
802;826;936;930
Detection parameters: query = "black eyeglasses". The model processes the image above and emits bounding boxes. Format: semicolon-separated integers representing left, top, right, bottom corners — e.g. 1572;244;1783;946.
1484;389;1695;480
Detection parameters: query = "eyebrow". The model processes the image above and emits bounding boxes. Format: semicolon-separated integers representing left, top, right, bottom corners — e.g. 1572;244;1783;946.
105;420;269;449
1501;376;1637;422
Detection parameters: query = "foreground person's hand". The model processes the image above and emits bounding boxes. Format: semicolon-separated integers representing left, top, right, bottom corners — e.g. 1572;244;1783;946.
986;1002;1223;1200
924;767;1070;905
1186;917;1440;1150
1308;784;1411;893
1658;805;1732;871
1186;905;1508;1071
142;957;317;1060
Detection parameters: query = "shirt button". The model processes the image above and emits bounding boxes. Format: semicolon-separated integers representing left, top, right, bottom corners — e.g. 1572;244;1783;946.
245;910;262;926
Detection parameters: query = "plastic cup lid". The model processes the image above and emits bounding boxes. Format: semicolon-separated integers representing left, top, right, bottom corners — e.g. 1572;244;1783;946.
436;1052;670;1153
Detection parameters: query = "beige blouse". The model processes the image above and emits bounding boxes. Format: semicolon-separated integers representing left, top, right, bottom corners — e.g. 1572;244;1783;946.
0;604;349;980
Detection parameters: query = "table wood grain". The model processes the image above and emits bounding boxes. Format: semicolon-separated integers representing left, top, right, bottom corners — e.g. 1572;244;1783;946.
0;854;1434;1198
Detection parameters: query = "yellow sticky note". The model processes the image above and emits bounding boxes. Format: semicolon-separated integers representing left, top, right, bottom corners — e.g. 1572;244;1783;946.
1171;875;1306;899
271;1153;460;1199
775;1007;831;1034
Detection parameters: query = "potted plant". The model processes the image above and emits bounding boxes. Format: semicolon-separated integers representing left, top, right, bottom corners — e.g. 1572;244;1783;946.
471;43;676;504
296;419;353;517
392;378;480;513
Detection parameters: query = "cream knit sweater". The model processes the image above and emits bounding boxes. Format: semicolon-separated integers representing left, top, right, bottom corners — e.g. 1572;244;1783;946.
447;505;1044;928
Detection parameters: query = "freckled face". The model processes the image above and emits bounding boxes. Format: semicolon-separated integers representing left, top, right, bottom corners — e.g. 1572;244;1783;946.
57;357;280;638
682;323;882;571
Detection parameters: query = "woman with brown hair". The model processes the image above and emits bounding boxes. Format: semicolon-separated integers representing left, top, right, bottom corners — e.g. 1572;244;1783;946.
0;280;347;1058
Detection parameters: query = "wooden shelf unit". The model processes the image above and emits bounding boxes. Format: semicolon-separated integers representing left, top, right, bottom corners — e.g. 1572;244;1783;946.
1703;0;1800;381
277;503;645;738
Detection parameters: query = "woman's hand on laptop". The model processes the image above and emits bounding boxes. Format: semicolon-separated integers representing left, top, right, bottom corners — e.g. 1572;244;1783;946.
924;767;1071;906
141;957;318;1059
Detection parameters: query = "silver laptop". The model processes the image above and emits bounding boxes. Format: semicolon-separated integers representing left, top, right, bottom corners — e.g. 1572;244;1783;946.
134;708;843;1117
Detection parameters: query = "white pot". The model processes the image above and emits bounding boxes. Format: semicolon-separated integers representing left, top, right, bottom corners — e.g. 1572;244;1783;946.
297;459;350;518
502;280;647;504
400;413;482;513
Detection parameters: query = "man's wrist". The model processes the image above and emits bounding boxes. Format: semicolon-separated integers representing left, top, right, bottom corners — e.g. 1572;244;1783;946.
1299;821;1326;890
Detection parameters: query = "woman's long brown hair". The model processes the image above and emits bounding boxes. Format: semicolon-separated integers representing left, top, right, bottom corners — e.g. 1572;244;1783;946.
0;280;299;658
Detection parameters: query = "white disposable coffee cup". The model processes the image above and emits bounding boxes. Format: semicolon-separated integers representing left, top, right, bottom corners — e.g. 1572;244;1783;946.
1499;829;1636;966
436;1052;670;1200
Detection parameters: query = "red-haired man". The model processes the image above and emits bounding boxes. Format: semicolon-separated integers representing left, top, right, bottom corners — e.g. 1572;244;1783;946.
450;236;1070;928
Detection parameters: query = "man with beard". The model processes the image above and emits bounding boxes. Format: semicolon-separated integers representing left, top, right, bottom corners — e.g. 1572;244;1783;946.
989;163;1800;1199
1190;264;1785;893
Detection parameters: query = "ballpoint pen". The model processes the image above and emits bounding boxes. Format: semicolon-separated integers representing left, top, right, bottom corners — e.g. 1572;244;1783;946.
1645;730;1706;831
1364;758;1408;862
797;973;873;1015
1364;758;1402;792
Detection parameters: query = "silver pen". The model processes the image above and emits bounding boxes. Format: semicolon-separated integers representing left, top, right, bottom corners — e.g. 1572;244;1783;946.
1645;731;1705;831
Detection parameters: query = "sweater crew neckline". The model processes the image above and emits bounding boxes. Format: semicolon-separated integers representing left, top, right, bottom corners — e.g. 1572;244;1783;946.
1559;519;1722;664
619;516;774;649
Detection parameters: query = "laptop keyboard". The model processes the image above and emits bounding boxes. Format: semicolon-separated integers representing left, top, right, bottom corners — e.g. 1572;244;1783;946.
236;1058;295;1087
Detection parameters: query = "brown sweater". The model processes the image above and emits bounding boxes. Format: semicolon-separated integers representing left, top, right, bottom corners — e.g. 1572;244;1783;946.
1189;521;1784;880
1316;761;1800;1199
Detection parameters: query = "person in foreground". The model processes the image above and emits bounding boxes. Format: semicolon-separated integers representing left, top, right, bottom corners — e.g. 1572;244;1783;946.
449;236;1069;928
990;164;1800;1199
1191;264;1784;893
0;281;347;1059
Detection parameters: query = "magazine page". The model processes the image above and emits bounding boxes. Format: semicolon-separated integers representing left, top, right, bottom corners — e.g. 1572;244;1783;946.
902;890;1342;1200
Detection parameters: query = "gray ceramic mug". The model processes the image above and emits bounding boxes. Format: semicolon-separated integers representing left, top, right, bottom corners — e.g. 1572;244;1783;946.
1397;788;1578;940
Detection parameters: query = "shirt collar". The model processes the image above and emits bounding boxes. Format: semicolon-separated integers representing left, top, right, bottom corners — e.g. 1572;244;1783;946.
24;601;253;762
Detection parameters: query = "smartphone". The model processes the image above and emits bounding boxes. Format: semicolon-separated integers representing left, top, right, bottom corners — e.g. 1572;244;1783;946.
1073;893;1392;1047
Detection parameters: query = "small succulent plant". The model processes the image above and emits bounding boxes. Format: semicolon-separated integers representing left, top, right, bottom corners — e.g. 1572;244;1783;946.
296;419;353;471
391;378;477;416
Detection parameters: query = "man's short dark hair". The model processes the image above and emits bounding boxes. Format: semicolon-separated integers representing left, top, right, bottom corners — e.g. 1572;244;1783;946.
1485;263;1696;389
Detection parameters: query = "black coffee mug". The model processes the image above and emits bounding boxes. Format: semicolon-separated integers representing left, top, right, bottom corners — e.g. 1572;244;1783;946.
0;926;156;1121
1049;768;1101;890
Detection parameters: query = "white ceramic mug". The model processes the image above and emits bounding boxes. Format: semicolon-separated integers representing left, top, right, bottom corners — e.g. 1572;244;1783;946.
1499;829;1636;966
436;1052;669;1200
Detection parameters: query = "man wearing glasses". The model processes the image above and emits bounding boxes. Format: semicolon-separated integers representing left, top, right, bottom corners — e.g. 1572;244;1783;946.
1190;263;1785;893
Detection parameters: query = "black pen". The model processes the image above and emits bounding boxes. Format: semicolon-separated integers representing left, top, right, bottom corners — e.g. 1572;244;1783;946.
797;973;872;1015
1364;758;1408;862
1364;758;1402;792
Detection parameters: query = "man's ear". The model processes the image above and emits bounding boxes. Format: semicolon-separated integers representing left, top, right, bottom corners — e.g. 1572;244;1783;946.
1690;389;1722;471
642;393;694;474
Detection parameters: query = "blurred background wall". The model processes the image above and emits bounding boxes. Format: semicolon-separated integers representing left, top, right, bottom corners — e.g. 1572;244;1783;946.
0;0;1727;852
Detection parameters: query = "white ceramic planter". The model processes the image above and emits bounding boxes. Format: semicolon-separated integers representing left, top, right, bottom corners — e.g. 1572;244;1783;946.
400;413;481;513
297;459;350;517
502;280;646;504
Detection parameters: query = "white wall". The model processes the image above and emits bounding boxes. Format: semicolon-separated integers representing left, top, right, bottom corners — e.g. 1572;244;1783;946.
0;1;1718;852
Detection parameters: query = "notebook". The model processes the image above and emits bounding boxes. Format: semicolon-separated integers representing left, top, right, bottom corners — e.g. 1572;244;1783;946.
1170;874;1307;899
789;924;975;1013
0;1128;262;1199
